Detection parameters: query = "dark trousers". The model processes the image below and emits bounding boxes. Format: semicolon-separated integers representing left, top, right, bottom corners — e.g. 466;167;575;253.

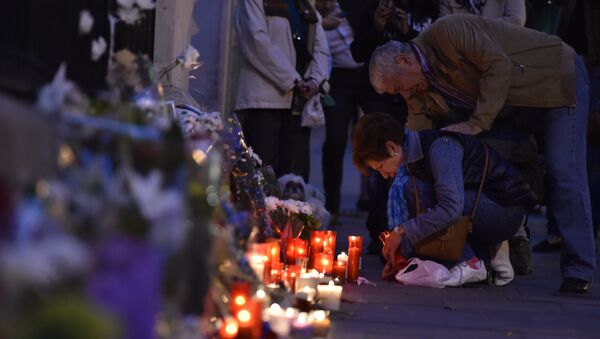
322;67;407;215
237;108;311;182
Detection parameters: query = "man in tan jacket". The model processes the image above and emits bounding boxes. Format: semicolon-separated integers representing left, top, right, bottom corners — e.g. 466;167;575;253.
369;15;595;294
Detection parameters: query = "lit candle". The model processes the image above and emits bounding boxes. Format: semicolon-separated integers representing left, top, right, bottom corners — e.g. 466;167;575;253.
295;270;319;292
284;265;302;292
316;281;343;311
230;282;250;315
286;238;308;265
309;310;331;337
347;236;363;283
323;230;337;255
291;312;312;338
265;304;291;337
267;238;281;263
248;254;267;282
332;260;347;284
313;253;333;275
218;317;239;339
269;261;284;285
236;300;261;339
309;231;325;268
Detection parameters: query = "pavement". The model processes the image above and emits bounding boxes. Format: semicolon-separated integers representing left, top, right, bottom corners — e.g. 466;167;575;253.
307;127;600;339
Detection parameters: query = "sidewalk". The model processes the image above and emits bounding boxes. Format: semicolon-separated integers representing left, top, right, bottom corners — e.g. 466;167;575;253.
308;127;600;338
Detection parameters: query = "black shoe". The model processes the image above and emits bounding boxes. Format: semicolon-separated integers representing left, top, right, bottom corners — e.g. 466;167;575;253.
509;236;533;275
559;277;590;294
532;239;562;253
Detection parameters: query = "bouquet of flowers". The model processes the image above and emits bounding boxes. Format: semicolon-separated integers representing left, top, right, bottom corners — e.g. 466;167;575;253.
264;196;321;240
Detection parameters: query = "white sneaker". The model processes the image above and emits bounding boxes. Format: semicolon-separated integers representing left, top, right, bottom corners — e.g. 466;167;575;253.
491;240;514;286
445;257;487;287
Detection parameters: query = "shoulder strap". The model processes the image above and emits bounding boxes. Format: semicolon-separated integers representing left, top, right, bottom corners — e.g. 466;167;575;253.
469;145;489;220
409;145;489;219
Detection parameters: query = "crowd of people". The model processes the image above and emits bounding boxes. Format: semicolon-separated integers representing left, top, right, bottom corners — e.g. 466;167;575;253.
233;0;599;294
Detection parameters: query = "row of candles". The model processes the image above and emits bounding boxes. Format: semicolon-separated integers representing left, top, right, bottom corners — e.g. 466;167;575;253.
249;231;363;285
223;231;363;338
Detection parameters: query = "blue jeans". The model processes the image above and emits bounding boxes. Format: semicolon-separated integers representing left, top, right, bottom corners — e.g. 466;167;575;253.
404;179;525;263
543;56;596;281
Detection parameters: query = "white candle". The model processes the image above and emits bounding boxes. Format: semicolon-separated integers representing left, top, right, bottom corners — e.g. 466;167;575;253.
265;303;291;337
317;281;343;311
295;271;319;292
337;252;348;263
295;285;317;302
309;310;331;337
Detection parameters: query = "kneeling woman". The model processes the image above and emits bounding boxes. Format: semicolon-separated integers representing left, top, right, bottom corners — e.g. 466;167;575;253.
351;113;536;286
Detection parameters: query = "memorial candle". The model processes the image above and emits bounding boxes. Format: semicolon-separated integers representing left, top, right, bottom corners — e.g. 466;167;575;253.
313;253;333;275
286;238;308;265
322;230;337;255
309;230;325;268
317;281;343;311
347;236;363;283
332;260;347;284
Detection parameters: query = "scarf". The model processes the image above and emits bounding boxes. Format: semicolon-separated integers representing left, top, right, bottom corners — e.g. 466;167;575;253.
387;129;410;229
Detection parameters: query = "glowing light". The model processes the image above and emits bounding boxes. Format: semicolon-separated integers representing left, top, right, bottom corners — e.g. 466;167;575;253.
58;144;75;168
192;149;207;165
234;295;246;306
313;310;327;321
237;309;251;323
256;289;266;299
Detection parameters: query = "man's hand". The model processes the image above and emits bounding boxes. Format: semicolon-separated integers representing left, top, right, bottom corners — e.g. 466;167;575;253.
442;121;484;135
382;227;404;263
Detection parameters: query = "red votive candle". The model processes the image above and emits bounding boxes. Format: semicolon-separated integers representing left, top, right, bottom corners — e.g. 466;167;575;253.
313;253;334;275
332;260;347;284
309;230;326;268
322;230;337;255
347;236;363;283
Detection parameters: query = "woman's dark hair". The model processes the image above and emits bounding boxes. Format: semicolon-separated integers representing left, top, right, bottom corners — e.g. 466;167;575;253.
351;113;405;175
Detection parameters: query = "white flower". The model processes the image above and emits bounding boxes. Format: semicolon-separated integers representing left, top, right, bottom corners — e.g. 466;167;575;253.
282;199;300;214
176;45;202;70
91;37;107;61
118;6;141;25
136;0;156;10
36;63;74;112
117;0;136;8
300;202;312;215
79;10;94;34
265;196;280;212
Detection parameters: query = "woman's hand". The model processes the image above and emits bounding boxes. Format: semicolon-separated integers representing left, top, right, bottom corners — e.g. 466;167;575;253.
382;226;405;262
297;79;320;99
390;8;409;35
322;8;343;30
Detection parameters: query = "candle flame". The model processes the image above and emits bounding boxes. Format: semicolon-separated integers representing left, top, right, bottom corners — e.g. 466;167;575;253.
234;295;246;306
223;318;238;336
237;309;251;323
256;289;266;299
313;310;326;321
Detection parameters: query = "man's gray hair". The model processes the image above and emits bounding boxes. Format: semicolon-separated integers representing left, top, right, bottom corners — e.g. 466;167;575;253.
369;41;413;94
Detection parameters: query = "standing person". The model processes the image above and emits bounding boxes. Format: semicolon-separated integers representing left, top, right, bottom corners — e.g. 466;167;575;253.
368;15;596;293
235;0;330;182
315;0;364;223
439;0;526;26
347;0;439;254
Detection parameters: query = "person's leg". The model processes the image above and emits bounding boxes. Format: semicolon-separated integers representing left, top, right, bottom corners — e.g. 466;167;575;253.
544;56;596;289
280;112;311;182
239;109;284;175
322;75;359;215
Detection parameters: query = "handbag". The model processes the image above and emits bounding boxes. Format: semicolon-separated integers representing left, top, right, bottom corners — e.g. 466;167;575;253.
412;145;489;262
